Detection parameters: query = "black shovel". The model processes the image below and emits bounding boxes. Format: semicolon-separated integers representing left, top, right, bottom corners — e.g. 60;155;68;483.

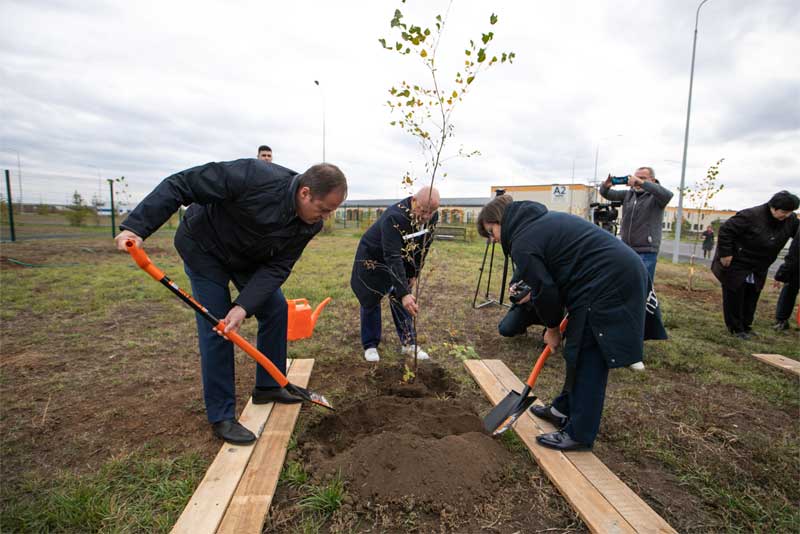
484;316;568;435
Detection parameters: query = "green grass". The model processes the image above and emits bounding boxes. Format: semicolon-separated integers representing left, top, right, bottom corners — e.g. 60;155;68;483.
298;474;347;517
0;450;205;533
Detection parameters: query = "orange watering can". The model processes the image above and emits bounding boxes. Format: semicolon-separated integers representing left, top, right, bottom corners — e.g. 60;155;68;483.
287;297;332;341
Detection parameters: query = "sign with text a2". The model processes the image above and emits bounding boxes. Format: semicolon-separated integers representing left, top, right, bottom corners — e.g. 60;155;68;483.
552;185;567;202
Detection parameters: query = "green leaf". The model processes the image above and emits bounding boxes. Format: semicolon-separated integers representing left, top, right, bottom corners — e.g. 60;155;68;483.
465;49;471;56
452;90;458;98
490;13;498;25
477;48;486;63
466;76;475;84
481;32;494;45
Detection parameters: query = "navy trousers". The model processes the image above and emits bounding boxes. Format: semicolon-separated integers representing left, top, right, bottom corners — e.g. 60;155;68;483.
360;289;415;349
498;303;543;337
638;251;658;281
550;326;609;445
185;265;288;424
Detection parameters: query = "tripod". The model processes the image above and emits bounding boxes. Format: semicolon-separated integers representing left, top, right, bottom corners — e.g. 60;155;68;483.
472;238;510;309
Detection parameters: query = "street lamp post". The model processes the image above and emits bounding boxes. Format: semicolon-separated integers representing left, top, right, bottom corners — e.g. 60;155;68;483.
592;134;623;201
673;0;712;264
313;80;326;162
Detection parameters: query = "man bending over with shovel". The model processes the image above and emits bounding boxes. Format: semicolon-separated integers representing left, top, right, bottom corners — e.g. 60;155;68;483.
115;160;347;444
350;186;439;362
477;194;666;451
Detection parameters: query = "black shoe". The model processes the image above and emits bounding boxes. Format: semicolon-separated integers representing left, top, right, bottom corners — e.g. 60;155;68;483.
732;331;750;340
745;329;760;338
252;387;303;405
536;430;592;451
530;404;567;428
773;320;789;331
212;418;256;445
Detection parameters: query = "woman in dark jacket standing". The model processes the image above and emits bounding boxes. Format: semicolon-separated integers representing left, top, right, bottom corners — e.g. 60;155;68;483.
701;226;715;259
477;195;666;451
711;191;799;339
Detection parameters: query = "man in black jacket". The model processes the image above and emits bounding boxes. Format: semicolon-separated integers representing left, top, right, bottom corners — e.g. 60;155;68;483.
599;167;673;280
115;159;347;444
773;226;799;331
350;187;439;362
711;190;799;338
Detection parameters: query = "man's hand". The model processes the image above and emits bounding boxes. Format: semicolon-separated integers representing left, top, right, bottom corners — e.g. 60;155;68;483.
402;294;418;317
603;174;613;188
409;277;417;291
517;293;531;304
115;229;142;251
720;255;733;268
220;305;247;336
628;175;644;188
543;327;561;353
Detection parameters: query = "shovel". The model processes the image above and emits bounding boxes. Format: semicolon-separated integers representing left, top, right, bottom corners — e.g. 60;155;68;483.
125;240;333;410
484;316;568;435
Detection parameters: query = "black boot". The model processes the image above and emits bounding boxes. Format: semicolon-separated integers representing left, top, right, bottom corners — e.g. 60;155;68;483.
252;386;303;405
212;419;256;445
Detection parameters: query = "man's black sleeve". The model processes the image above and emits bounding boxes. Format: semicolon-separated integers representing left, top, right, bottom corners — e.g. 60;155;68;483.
380;212;412;298
513;249;563;328
234;234;314;315
716;211;749;258
120;160;250;239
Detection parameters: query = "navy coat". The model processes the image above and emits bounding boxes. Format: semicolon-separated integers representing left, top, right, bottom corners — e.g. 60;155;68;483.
121;159;321;315
351;197;438;308
500;201;666;369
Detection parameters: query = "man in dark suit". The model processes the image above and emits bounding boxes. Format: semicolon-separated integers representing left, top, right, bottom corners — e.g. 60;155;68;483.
350;187;439;362
115;159;347;444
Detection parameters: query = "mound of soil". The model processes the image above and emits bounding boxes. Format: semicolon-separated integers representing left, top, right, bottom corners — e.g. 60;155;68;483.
303;364;514;511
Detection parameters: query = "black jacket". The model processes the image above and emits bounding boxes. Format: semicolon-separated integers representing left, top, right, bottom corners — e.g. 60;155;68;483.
500;201;666;368
775;227;799;286
711;204;799;290
120;159;322;314
350;197;438;307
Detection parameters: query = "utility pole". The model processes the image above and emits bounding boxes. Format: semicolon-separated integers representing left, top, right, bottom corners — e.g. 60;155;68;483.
674;0;712;264
4;169;15;241
108;178;116;237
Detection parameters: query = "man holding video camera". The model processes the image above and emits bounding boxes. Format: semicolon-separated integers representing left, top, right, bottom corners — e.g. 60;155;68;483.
599;167;673;280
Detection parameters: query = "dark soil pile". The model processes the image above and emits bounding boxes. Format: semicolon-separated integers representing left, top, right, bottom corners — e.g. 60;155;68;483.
303;364;514;511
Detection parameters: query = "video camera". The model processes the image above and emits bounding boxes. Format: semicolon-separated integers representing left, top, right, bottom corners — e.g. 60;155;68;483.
590;201;622;234
509;281;532;304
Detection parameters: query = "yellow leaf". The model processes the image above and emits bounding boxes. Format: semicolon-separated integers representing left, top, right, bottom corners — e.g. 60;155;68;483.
420;49;428;58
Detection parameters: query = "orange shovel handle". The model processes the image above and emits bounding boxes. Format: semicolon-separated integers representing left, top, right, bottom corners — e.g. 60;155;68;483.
524;316;569;388
125;240;289;388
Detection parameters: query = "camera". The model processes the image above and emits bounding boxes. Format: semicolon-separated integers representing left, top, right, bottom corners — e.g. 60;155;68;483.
610;175;629;185
509;281;532;304
590;201;622;234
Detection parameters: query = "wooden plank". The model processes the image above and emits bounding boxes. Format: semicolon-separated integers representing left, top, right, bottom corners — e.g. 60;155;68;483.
217;358;315;534
482;359;677;534
170;360;293;534
465;360;636;534
752;353;800;377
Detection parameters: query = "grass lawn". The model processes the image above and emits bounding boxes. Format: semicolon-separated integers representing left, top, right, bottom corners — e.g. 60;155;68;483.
1;228;798;533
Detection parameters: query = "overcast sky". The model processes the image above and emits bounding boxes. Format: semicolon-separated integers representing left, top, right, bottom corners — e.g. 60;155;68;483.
1;0;798;211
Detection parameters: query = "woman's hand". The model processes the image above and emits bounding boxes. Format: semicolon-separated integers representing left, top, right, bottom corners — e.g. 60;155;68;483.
543;327;562;353
720;255;733;268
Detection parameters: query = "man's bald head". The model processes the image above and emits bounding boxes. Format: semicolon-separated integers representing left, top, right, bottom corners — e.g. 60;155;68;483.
412;186;440;222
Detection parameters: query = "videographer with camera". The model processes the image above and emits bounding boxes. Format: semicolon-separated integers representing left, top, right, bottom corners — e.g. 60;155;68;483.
499;278;545;337
477;195;667;451
599;167;673;280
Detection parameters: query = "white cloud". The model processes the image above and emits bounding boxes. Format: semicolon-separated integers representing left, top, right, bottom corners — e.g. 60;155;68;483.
0;0;797;211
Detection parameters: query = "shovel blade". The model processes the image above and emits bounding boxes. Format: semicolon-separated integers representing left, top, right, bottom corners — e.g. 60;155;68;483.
483;390;536;436
286;383;335;411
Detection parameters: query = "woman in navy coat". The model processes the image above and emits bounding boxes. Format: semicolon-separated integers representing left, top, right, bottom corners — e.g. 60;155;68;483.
477;195;666;451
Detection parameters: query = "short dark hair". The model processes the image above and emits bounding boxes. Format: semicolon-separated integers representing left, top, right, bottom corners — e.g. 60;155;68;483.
299;163;348;199
258;145;272;153
768;190;800;211
476;194;513;238
637;166;655;179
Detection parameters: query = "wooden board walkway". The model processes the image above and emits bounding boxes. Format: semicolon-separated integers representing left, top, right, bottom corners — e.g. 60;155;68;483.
752;353;800;377
171;359;313;534
465;359;677;534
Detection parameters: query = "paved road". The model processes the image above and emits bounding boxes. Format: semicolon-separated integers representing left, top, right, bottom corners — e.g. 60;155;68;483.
658;239;786;274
